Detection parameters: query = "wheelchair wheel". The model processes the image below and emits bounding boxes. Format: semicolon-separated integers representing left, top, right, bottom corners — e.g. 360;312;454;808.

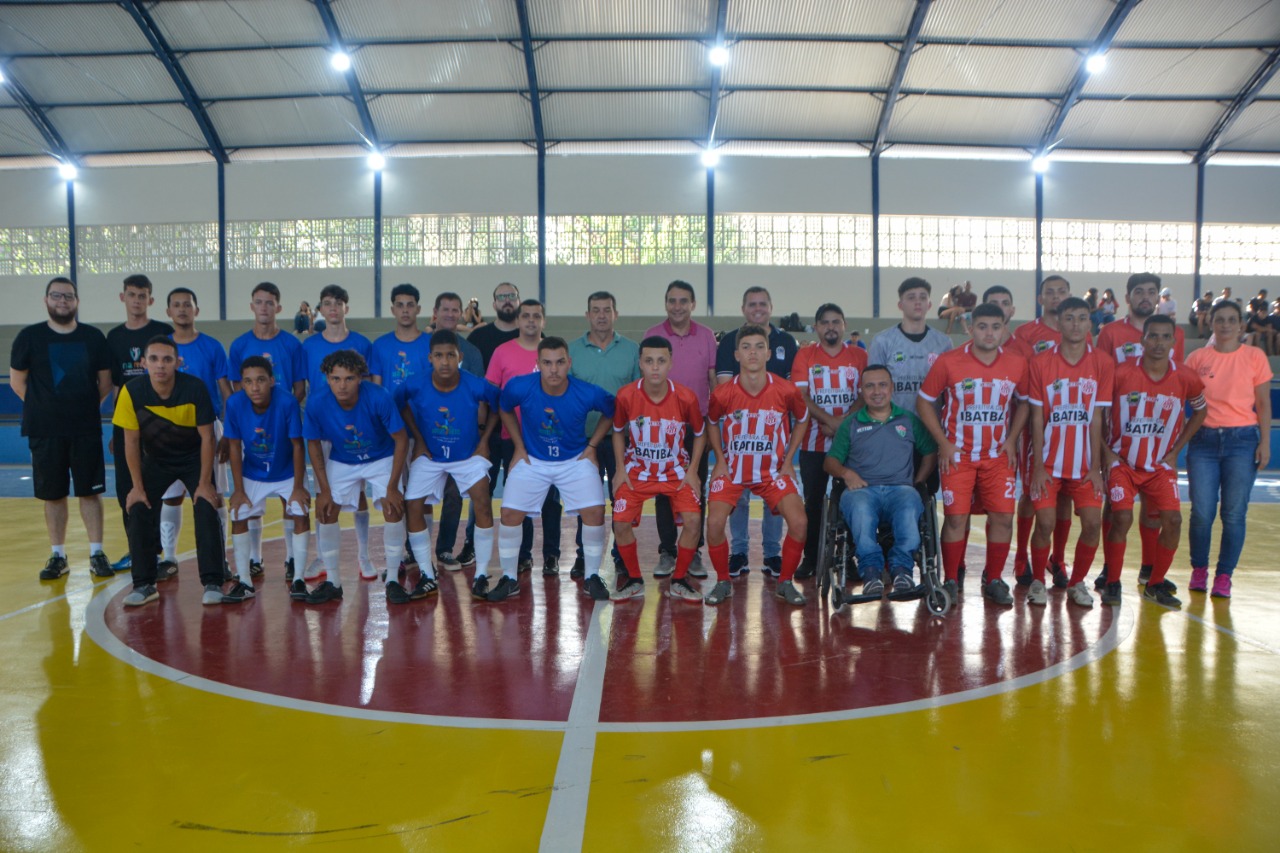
817;493;835;604
925;585;951;616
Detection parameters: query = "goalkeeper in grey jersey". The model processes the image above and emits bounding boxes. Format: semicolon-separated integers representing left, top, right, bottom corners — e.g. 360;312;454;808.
869;277;954;412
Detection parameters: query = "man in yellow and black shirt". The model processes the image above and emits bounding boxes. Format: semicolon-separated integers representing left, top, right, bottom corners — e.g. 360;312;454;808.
113;336;224;607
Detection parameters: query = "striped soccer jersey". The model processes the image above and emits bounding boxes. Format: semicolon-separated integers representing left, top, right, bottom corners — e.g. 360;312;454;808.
1109;361;1205;472
792;342;867;452
612;379;704;482
1096;316;1186;365
1027;345;1114;479
919;343;1030;462
708;374;807;484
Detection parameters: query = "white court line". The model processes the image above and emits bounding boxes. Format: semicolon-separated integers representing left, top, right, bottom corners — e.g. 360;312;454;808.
1181;609;1280;655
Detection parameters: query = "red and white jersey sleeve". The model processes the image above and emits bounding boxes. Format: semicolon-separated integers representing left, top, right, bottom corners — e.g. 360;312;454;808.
709;374;808;484
1027;346;1113;479
1109;362;1206;471
1097;318;1185;366
613;380;703;483
792;343;868;452
919;344;1029;461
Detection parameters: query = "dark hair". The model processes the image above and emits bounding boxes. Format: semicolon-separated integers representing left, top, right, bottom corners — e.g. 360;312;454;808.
639;335;672;355
144;335;177;355
320;349;367;376
1142;314;1176;333
434;291;462;311
493;281;519;299
123;274;154;293
45;276;76;296
586;291;617;310
429;329;460;350
240;355;274;378
537;336;569;355
971;303;1006;323
898;277;932;297
390;283;420;304
736;323;769;343
319;284;349;305
742;286;771;305
1041;275;1070;292
982;285;1013;303
252;281;281;301
1209;300;1243;321
1057;296;1091;315
666;280;696;301
863;363;893;381
167;286;198;307
814;302;845;323
519;298;544;315
1127;273;1161;295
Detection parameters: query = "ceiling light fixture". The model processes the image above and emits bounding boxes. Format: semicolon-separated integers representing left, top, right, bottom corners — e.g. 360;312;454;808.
367;150;386;171
708;45;729;66
1085;53;1107;74
58;162;78;180
330;51;352;72
701;149;721;168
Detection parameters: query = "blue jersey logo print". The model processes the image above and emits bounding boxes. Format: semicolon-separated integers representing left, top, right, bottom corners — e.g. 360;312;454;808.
250;426;272;457
342;423;372;455
391;350;414;384
538;407;562;441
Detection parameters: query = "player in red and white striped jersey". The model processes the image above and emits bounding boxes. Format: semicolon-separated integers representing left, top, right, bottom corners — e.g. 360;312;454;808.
1027;297;1114;608
918;302;1030;606
610;337;706;601
1100;314;1206;609
704;324;809;607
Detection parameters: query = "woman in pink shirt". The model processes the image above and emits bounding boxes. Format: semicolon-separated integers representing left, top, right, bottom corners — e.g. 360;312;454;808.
1184;300;1273;598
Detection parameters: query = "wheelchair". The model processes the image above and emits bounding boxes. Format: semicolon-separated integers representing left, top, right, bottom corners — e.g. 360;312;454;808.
816;477;951;616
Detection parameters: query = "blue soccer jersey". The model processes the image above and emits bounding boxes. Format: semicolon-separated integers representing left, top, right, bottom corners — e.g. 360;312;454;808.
499;374;615;462
224;388;303;483
303;381;404;465
370;331;432;392
226;329;306;391
174;332;228;417
394;371;496;461
303;331;373;396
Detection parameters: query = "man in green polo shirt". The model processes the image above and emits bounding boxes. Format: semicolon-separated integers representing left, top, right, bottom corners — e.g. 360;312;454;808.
823;363;937;597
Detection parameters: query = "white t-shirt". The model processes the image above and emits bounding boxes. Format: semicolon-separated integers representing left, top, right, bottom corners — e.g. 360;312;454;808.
1157;298;1178;317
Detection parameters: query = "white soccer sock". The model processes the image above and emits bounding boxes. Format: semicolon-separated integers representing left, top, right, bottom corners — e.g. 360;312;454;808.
89;542;102;557
408;529;434;579
354;510;371;562
582;523;607;578
232;532;253;584
283;518;295;560
498;523;522;580
383;520;406;583
473;524;495;579
160;503;182;562
248;516;263;562
318;522;342;587
291;528;310;574
51;544;66;558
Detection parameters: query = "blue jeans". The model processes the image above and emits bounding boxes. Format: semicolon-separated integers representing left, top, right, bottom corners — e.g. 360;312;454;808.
839;485;923;582
730;487;783;558
1187;426;1260;576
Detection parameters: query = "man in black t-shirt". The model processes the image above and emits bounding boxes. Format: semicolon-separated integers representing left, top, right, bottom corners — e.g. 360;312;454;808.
113;337;224;607
9;277;115;581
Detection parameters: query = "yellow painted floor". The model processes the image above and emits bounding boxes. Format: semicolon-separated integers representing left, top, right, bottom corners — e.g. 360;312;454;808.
3;497;1279;851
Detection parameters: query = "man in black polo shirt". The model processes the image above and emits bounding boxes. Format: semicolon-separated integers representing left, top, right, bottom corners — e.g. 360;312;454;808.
9;277;115;581
114;337;224;607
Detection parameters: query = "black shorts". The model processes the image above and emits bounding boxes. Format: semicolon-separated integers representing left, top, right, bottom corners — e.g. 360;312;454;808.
29;434;106;501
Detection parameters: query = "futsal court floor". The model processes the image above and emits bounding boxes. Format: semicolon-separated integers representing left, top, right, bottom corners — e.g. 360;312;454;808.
2;476;1278;851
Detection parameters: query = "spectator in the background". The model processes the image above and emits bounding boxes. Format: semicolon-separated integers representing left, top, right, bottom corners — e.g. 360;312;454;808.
462;297;484;328
1093;288;1118;330
1246;297;1275;354
1158;287;1178;318
848;330;867;350
1191;291;1215;338
1085;287;1099;312
294;301;313;336
1248;289;1269;323
938;285;966;333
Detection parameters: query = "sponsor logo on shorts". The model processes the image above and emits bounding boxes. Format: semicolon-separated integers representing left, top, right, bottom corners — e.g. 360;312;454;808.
1110;486;1125;502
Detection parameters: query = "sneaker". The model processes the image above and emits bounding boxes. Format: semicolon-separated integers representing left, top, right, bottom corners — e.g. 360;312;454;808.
543;556;560;577
289;579;309;601
222;560;233;584
111;553;133;572
518;557;533;575
437;551;461;571
891;574;913;594
983;578;1014;606
582;574;610;601
123;585;158;607
862;577;885;597
762;556;782;579
1093;566;1109;591
775;580;806;606
1027;579;1049;606
411;575;439;600
249;560;264;578
943;579;959;603
1142;582;1181;608
728;553;749;578
89;552;114;578
222;581;256;603
1101;581;1122;606
1049;558;1070;589
303;557;324;581
1189;567;1209;593
1211;573;1232;599
385;581;412;605
569;556;585;579
471;575;491;600
456;543;476;568
956;564;966;593
668;577;702;601
156;560;179;583
202;584;225;605
39;554;69;581
1150;578;1179;595
359;558;378;580
794;561;816;580
688;551;708;578
654;552;676;578
402;544;418;569
284;558;295;583
304;581;344;604
1015;566;1033;587
614;576;645;600
1067;583;1094;608
487;576;520;602
704;580;733;606
1137;563;1153;583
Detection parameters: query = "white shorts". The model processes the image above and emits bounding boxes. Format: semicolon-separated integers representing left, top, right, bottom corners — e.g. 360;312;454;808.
163;419;228;498
326;455;396;512
232;476;307;521
405;455;490;503
501;456;605;515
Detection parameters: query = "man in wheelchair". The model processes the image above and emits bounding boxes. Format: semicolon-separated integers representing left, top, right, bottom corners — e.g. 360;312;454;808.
822;364;937;597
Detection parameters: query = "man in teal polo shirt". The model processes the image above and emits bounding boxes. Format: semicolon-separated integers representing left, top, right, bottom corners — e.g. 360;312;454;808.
823;363;937;597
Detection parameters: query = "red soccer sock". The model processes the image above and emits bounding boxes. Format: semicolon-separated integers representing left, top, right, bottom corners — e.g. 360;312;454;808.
1103;539;1127;583
1102;516;1112;542
1052;516;1072;565
673;545;696;580
1070;541;1098;586
1139;522;1159;567
1030;545;1051;583
617;539;639;578
985;540;1012;582
780;535;804;582
942;539;966;581
709;541;730;582
1014;512;1033;571
1148;542;1177;586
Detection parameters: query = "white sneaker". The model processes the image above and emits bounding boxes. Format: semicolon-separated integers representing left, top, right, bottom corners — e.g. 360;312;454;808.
123;585;158;607
202;584;224;605
303;557;325;581
359;556;378;580
1027;579;1049;606
1067;583;1094;608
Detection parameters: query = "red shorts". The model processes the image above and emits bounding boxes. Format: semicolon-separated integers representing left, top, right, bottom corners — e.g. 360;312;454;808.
1031;475;1104;512
612;479;700;525
1107;464;1180;513
708;475;799;514
941;457;1016;516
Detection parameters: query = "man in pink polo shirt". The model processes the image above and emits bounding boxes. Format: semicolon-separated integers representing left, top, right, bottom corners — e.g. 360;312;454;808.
644;280;717;578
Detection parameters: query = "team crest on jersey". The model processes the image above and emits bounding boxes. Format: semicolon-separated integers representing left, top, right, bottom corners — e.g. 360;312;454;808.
962;379;976;391
1052;379;1064;391
893;351;905;363
927;352;940;366
731;411;745;422
1110;486;1125;502
614;498;628;512
664;422;681;435
942;489;954;507
813;365;825;376
998;379;1016;396
1035;340;1053;353
1122;343;1139;355
763;411;781;426
894;424;908;439
710;478;726;493
634;416;646;428
1127;392;1143;404
1161;396;1178;411
1080;378;1097;395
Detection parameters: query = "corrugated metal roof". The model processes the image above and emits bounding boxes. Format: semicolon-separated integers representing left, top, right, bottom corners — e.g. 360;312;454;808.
1057;100;1225;148
207;97;367;148
536;40;704;88
888;95;1055;146
0;109;46;156
6;55;179;106
1115;0;1280;44
530;0;709;37
370;93;533;141
903;44;1078;94
152;0;326;50
921;0;1116;43
717;91;881;140
1261;70;1280;98
722;40;896;89
182;49;343;100
54;104;207;153
334;0;521;41
543;91;705;139
728;0;913;37
355;43;527;91
0;3;151;54
1082;48;1264;97
1219;101;1280;150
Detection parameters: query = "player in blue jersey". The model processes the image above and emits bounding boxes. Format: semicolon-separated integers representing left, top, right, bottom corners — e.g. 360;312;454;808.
370;283;432;392
394;330;499;603
492;337;616;602
223;356;311;602
299;350;408;605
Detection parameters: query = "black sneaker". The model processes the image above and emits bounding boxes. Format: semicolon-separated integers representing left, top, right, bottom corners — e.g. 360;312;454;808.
222;580;256;603
688;551;708;579
410;575;438;599
983;578;1014;606
249;560;264;578
89;552;114;578
471;575;490;600
1142;582;1181;608
39;554;69;581
569;556;585;579
1137;563;1153;583
456;543;476;568
956;565;966;593
437;551;460;571
1049;557;1070;589
1015;564;1033;587
156;560;179;583
487;576;520;602
582;574;610;601
289;579;309;601
728;553;749;578
1150;578;1179;595
284;558;295;583
1101;581;1122;606
517;557;533;575
385;581;412;605
543;556;559;577
793;561;816;580
762;556;782;578
1094;566;1110;591
304;581;343;604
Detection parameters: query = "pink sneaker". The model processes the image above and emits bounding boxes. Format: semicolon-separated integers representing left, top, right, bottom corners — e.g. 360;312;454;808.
1189;567;1209;592
1211;573;1232;599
